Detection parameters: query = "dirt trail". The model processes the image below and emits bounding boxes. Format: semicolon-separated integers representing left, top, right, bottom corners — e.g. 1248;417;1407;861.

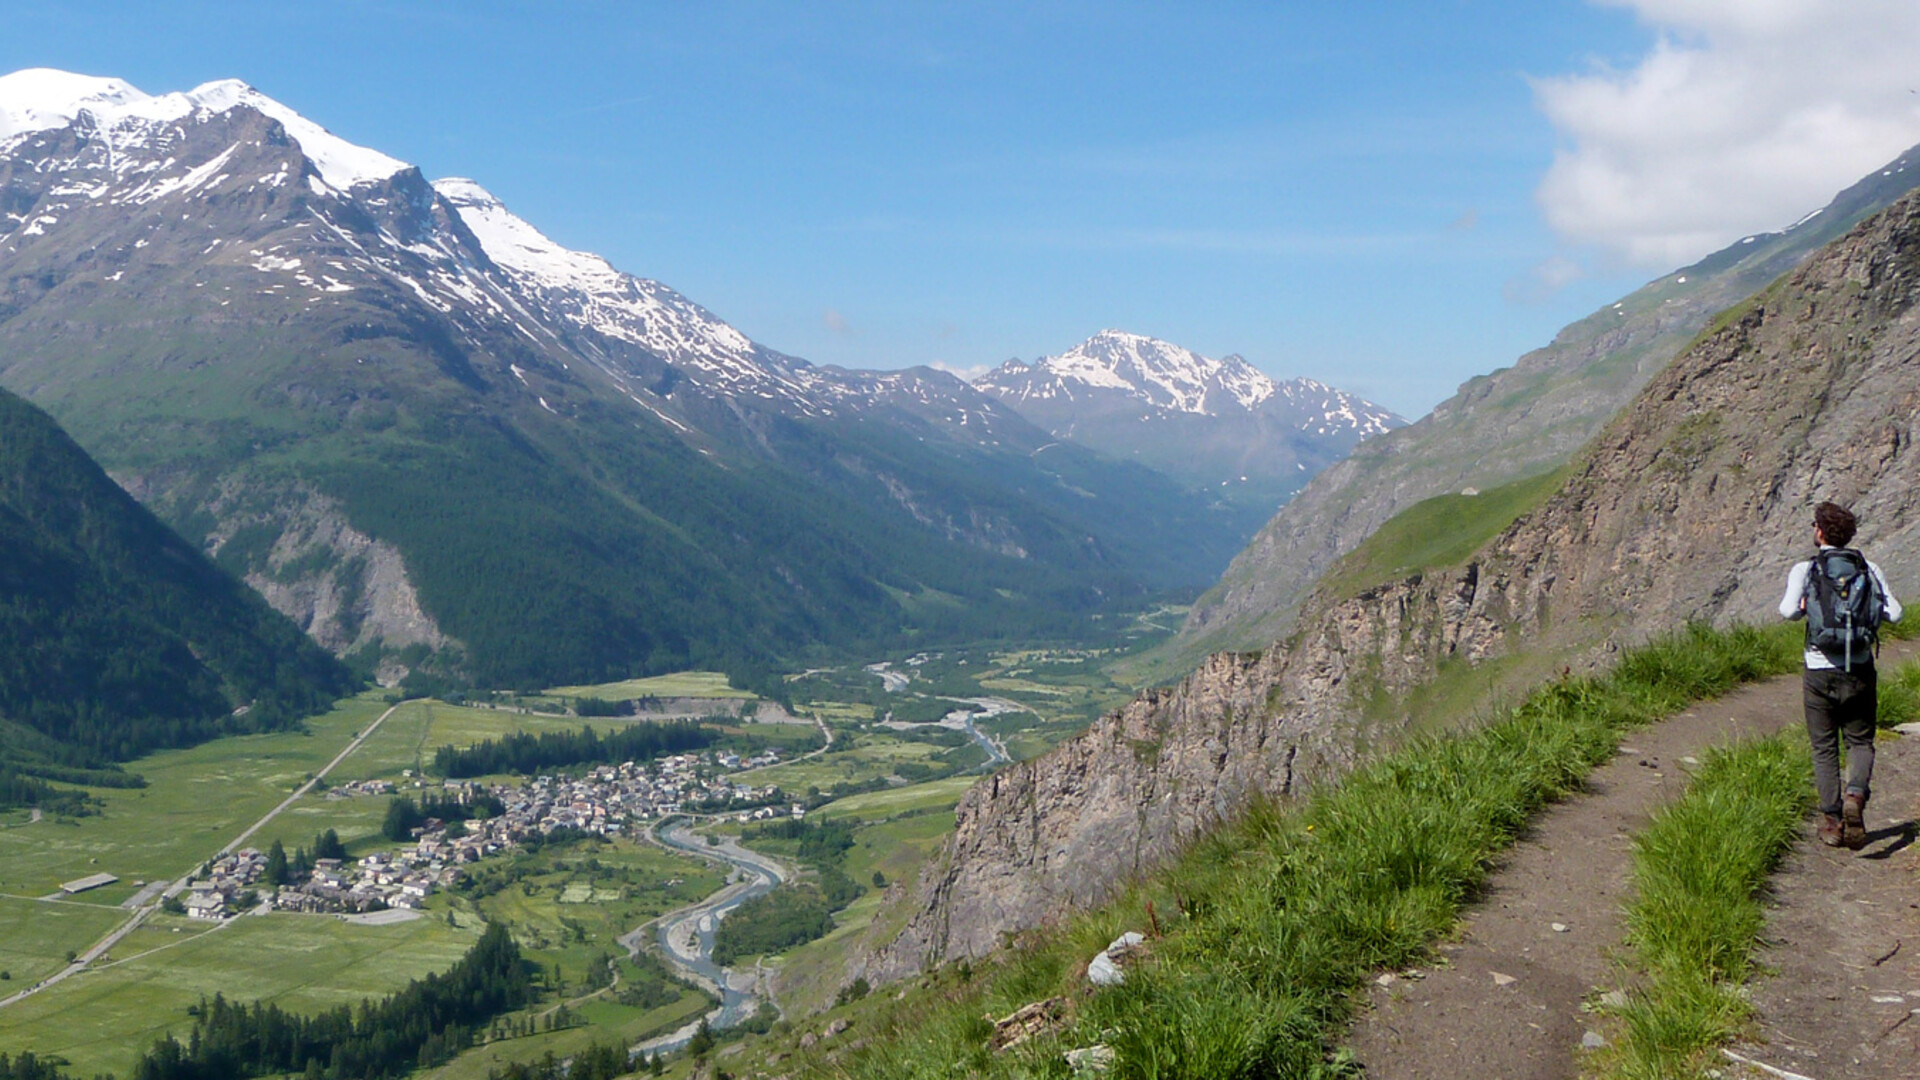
1344;641;1918;1080
1731;727;1920;1078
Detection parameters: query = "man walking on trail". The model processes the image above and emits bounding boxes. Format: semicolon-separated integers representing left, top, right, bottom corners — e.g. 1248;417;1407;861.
1780;502;1902;850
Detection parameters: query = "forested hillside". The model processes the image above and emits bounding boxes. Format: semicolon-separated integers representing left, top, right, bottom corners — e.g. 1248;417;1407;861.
0;387;354;777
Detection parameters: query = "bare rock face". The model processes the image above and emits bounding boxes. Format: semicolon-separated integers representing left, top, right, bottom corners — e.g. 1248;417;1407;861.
860;187;1920;986
1167;141;1920;672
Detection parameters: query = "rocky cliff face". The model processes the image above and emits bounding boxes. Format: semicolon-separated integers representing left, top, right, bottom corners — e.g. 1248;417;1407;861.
860;186;1920;985
1160;142;1920;677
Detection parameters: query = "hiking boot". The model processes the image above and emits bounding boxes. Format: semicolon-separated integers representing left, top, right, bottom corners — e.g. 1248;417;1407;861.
1841;792;1867;850
1818;814;1844;847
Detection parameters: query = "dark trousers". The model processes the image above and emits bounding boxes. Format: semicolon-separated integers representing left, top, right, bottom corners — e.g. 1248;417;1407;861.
1804;666;1877;816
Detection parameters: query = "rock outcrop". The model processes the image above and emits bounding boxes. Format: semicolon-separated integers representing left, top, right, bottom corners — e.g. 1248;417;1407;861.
861;185;1920;984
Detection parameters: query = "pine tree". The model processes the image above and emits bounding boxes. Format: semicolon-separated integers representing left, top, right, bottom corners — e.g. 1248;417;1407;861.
264;840;288;887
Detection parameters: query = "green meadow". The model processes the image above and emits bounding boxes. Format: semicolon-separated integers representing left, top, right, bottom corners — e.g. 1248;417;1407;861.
545;671;753;701
810;776;976;822
0;691;393;900
0;909;478;1078
0;896;126;987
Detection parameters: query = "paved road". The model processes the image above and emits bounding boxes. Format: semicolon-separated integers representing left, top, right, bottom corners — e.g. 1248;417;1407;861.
0;700;405;1010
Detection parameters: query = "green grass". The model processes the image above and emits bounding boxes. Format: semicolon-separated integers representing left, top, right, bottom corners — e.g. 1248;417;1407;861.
0;691;392;899
0;896;127;986
0;909;478;1078
546;672;754;701
1598;737;1809;1080
332;699;669;782
738;730;947;792
464;839;723;993
789;622;1800;1079
1875;657;1920;729
1320;467;1571;601
812;776;977;822
416;987;709;1080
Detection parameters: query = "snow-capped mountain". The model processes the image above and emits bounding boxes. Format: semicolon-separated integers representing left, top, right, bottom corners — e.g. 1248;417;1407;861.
974;330;1403;508
0;68;1250;685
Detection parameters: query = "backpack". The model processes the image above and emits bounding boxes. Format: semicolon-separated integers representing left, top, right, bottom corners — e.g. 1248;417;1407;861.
1804;548;1883;671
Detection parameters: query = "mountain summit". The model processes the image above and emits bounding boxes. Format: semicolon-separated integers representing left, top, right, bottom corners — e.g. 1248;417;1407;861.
974;330;1403;513
0;69;1247;687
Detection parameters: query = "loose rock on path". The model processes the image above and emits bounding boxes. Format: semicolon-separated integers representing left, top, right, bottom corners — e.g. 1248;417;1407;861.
1343;641;1918;1080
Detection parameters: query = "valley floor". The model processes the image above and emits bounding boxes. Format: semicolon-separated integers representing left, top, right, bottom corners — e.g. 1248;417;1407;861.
1345;640;1920;1080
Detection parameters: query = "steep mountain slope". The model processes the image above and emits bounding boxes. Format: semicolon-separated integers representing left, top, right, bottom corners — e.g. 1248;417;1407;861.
1161;143;1920;673
861;182;1920;983
974;329;1403;516
0;385;354;771
0;70;1242;688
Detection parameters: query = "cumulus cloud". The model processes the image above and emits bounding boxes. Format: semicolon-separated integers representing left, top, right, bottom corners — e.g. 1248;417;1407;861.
1534;1;1920;267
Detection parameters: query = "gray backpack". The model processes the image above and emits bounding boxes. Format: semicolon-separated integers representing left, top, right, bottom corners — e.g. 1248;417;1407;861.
1805;548;1883;671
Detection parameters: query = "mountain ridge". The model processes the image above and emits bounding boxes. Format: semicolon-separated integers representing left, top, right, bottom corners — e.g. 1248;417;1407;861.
0;68;1250;688
1153;140;1920;678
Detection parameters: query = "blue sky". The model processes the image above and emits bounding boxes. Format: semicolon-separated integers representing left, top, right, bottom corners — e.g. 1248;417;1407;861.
7;2;1920;417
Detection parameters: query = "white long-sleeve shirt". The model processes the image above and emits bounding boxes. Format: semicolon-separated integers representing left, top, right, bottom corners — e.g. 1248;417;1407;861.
1779;547;1903;669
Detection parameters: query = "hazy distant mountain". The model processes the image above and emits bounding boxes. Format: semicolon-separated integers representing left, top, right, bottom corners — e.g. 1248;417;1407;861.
0;68;1244;688
974;330;1403;514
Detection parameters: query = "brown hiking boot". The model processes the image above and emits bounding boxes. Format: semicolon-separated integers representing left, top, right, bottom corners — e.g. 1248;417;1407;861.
1818;814;1844;847
1841;792;1867;850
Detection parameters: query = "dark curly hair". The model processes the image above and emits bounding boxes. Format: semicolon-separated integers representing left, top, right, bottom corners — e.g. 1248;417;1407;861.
1815;501;1857;547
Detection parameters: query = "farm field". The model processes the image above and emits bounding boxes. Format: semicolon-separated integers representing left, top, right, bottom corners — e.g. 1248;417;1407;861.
809;776;977;822
545;671;754;701
0;908;477;1078
460;837;723;993
0;691;393;900
331;699;674;783
735;729;952;793
0;895;126;987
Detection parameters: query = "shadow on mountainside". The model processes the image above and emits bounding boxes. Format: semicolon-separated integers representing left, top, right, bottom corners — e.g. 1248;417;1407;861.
1344;640;1920;1080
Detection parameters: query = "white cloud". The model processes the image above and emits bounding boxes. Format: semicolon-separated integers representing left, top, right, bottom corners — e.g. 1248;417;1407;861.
1534;1;1920;267
823;308;854;335
928;360;993;381
1504;254;1587;306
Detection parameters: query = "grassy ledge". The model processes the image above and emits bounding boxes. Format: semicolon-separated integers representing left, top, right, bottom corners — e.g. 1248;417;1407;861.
799;623;1800;1080
1597;737;1808;1079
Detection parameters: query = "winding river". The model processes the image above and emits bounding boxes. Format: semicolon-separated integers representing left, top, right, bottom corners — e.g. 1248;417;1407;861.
621;818;790;1055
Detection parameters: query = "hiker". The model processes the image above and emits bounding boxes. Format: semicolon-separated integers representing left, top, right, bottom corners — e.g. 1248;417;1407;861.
1779;501;1902;849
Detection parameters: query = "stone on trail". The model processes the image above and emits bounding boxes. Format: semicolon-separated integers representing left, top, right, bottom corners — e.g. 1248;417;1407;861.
1580;1030;1607;1050
1491;971;1517;987
1894;722;1920;735
1551;922;1569;933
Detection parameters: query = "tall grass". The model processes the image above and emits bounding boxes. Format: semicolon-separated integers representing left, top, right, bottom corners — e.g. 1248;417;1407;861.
1875;657;1920;729
805;623;1801;1080
1599;738;1808;1080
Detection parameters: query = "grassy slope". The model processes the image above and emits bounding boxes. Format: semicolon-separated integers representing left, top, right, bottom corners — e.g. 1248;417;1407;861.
763;623;1801;1079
